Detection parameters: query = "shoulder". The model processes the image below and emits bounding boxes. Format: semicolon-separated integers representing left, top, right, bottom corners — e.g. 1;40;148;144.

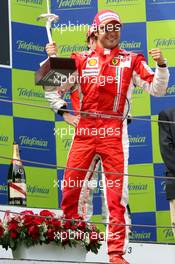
118;50;146;64
72;49;92;58
71;50;91;69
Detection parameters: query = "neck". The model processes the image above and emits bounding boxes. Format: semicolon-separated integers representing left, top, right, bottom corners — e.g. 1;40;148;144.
96;40;119;50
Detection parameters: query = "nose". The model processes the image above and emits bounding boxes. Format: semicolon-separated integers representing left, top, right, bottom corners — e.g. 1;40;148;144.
107;30;117;38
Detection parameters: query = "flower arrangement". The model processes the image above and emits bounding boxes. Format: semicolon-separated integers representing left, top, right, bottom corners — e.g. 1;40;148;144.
0;210;103;254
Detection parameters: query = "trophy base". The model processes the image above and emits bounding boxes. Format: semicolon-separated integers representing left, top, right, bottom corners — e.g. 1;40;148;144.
35;57;76;86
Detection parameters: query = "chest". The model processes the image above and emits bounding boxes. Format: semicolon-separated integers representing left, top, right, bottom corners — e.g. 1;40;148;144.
79;54;133;96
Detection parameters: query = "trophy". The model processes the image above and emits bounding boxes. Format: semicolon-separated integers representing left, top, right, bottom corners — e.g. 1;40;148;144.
35;1;76;87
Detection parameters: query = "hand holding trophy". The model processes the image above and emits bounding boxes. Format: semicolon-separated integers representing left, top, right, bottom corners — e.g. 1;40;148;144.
35;0;76;88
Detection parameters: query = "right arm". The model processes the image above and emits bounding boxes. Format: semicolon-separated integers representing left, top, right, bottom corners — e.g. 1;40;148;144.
44;43;80;126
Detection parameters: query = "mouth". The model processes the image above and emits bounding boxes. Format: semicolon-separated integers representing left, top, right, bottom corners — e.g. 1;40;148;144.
106;37;117;42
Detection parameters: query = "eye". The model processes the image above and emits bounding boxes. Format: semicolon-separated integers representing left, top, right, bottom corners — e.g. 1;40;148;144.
104;24;121;32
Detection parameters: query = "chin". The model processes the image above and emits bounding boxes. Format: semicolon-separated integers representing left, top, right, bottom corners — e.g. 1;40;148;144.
105;44;117;49
105;41;118;49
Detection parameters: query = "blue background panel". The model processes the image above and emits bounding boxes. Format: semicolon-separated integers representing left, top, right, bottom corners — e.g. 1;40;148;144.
154;163;170;211
121;22;147;59
0;164;8;204
12;22;48;71
51;0;98;26
14;117;56;168
0;68;12;116
128;117;152;164
130;212;157;242
146;0;175;21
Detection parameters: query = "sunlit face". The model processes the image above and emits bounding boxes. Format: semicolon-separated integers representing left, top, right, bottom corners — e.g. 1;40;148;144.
95;21;121;49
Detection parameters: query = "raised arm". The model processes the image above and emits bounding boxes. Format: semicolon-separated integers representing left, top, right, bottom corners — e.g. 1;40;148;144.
132;48;169;96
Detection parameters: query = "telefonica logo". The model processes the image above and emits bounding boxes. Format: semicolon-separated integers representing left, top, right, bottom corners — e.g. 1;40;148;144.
59;45;88;54
133;87;144;95
130;231;151;240
167;85;175;95
120;41;141;50
129;183;148;191
106;0;138;4
0;185;7;192
62;138;72;150
57;0;92;8
18;88;44;99
0;135;9;142
154;38;175;48
16;40;45;53
19;136;48;147
16;0;43;5
0;87;7;96
27;185;49;194
163;229;174;239
129;135;146;144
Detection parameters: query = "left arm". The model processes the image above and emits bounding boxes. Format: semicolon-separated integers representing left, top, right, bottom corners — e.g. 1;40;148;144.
132;48;170;96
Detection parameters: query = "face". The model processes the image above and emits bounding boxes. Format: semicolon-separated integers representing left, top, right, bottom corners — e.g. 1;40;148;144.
87;36;96;50
96;21;121;49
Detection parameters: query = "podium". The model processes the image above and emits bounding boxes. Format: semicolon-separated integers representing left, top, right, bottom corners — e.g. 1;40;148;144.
35;57;76;86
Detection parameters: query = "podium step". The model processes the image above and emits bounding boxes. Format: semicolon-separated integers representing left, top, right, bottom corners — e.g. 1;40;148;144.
0;259;105;264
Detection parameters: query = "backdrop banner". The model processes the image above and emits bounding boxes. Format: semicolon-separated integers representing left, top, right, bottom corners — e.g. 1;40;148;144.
0;0;175;245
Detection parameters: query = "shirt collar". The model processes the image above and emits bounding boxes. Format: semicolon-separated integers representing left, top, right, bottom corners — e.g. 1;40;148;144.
95;44;120;57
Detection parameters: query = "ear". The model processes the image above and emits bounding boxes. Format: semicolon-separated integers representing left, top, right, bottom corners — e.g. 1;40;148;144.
94;31;98;37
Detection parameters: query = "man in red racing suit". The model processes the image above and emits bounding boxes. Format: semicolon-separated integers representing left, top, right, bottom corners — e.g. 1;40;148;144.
45;10;169;264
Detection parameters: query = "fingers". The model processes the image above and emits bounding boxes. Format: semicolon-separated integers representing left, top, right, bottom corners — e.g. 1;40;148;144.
149;49;161;57
45;42;57;57
149;48;164;62
72;115;80;126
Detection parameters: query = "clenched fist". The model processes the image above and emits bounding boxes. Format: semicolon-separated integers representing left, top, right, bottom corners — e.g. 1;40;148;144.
149;48;166;66
45;41;58;57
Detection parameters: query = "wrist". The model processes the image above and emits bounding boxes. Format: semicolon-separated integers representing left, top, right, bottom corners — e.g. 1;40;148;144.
57;105;68;116
157;58;167;67
63;112;70;118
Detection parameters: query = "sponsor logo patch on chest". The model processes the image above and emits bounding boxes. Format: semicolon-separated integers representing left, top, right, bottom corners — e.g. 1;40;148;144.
110;57;120;66
82;69;99;77
86;57;99;68
110;55;131;68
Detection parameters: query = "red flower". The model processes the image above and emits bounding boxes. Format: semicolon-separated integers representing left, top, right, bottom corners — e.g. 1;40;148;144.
47;228;55;241
0;223;4;237
33;216;43;225
39;210;55;217
51;219;61;230
62;220;71;229
77;221;86;231
27;225;39;240
8;219;18;232
0;210;102;254
23;216;34;227
70;223;77;230
10;231;18;238
60;231;69;241
21;210;34;216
